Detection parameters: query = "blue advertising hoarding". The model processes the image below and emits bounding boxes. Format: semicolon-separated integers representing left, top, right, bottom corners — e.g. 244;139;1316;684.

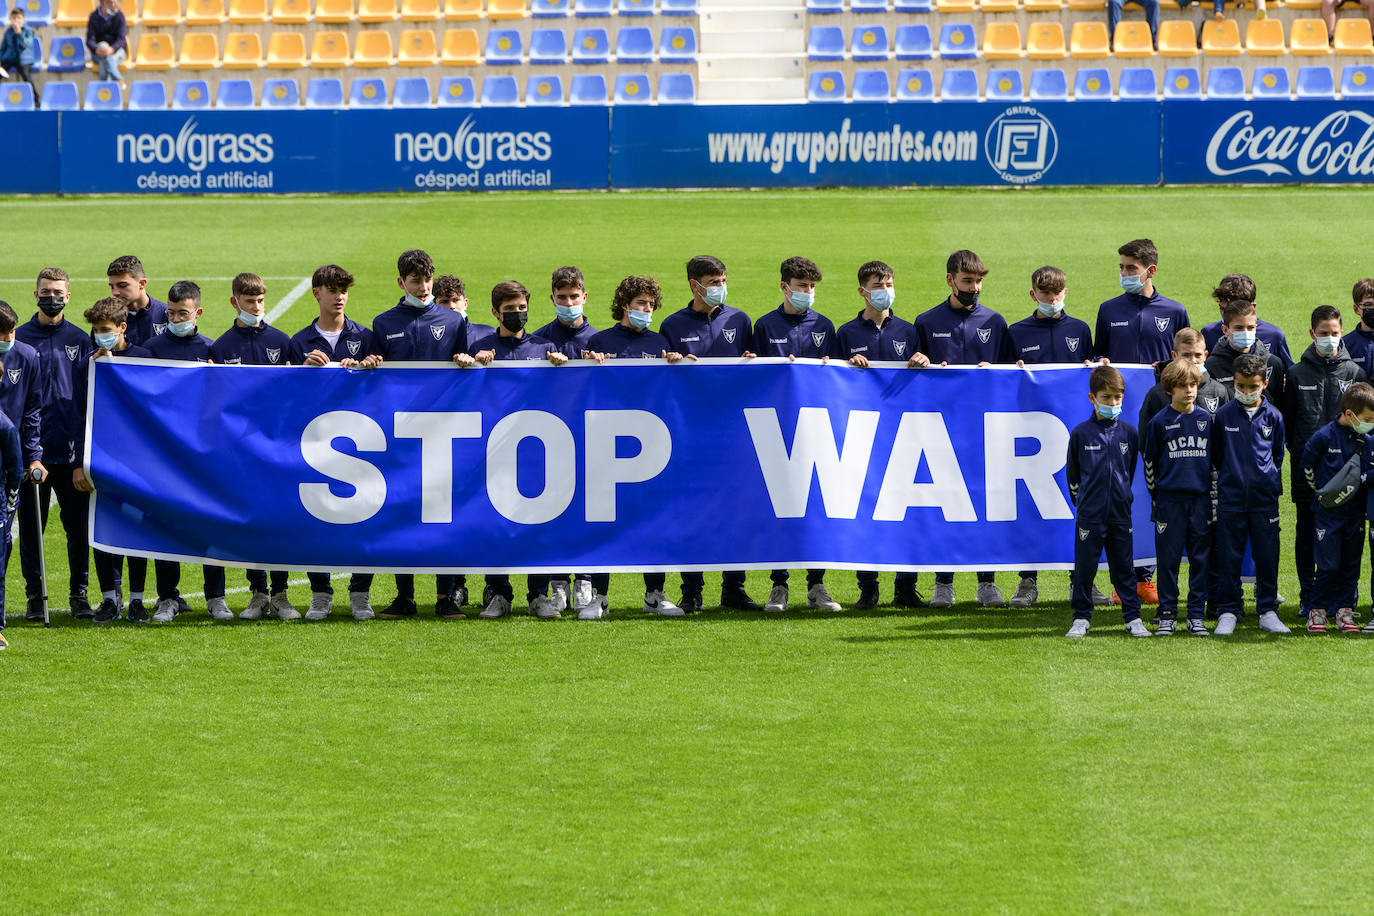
1;112;59;193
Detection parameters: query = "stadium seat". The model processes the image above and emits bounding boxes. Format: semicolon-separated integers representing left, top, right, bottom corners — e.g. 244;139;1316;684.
940;67;978;99
315;0;354;20
614;72;651;103
437;75;477;105
223;33;264;69
398;29;438;65
1068;0;1104;8
272;0;310;22
178;32;220;70
851;25;889;61
1162;65;1200;98
1028;67;1068;99
575;0;611;14
1251;65;1289;97
1069;21;1109;58
306;77;345;107
1073;67;1110;98
1205;64;1244;98
532;0;569;16
55;0;88;27
1026;22;1066;59
39;81;78;110
349;76;388;107
358;0;396;21
481;74;519;104
894;23;933;60
895;67;933;99
1;82;33;110
267;31;308;68
185;0;225;25
937;0;973;10
1297;64;1335;97
1291;19;1330;56
140;0;181;25
1341;64;1374;97
1113;22;1153;57
45;35;84;73
852;67;891;100
572;27;609;63
1117;66;1156;98
262;77;301;108
1024;0;1061;9
310;32;351;68
488;0;526;17
894;0;932;10
615;25;654;62
938;23;977;60
1335;19;1374;55
985;68;1022;99
133;33;175;71
19;0;50;25
401;0;441;18
441;28;480;65
445;0;481;17
807;69;845;101
215;78;255;108
618;0;652;13
980;0;1017;12
1201;19;1241;55
525;73;563;104
661;0;695;11
486;28;523;63
84;80;122;110
569;71;607;103
128;80;168;109
1157;20;1198;57
529;28;567;64
851;0;886;11
657;71;694;102
982;22;1022;59
354;29;394;66
392;76;432;106
228;0;268;22
808;25;844;61
1245;18;1285;56
172;78;212;109
659;26;696;62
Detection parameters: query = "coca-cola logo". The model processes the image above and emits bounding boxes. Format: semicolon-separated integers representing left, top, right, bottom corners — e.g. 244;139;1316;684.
1206;109;1374;178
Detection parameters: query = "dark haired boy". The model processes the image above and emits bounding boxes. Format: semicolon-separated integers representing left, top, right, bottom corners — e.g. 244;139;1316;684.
434;274;493;351
1204;299;1287;403
1093;238;1190;366
106;254;170;347
1198;273;1292;369
535;266;598;360
1342;278;1374;379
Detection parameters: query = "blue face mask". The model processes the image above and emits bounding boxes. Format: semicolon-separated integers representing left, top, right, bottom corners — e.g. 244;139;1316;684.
0;340;14;354
628;309;653;330
868;287;895;310
1096;402;1122;420
238;310;262;327
1036;298;1064;317
555;304;583;323
1315;335;1340;356
168;319;195;338
1120;273;1146;295
1230;330;1256;351
94;331;119;350
788;289;814;312
702;284;727;308
403;292;432;309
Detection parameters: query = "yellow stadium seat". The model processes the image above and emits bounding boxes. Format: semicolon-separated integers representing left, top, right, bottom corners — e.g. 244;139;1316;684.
228;0;269;21
123;0;142;24
1026;21;1066;58
267;30;308;66
397;28;437;63
982;22;1022;58
310;30;350;66
140;0;182;26
271;0;311;22
357;0;395;20
1066;0;1103;9
133;33;175;69
440;26;479;63
314;0;354;21
487;0;524;17
178;31;220;68
1201;18;1240;54
1245;18;1285;55
979;0;1017;12
402;0;440;19
1157;19;1198;56
1290;18;1330;55
1069;20;1109;57
1285;0;1320;8
222;31;263;66
935;0;974;10
1023;0;1061;9
184;0;225;23
1113;21;1154;57
55;0;90;27
353;28;394;65
444;0;481;17
1335;18;1374;54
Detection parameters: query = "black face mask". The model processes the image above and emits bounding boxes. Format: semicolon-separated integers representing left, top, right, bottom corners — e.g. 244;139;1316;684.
954;289;978;308
37;295;65;318
501;311;529;333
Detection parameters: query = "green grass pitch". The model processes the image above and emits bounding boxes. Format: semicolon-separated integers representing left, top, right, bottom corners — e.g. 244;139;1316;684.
4;187;1374;913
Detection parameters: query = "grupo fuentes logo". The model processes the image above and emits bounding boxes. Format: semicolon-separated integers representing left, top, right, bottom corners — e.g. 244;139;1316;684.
1205;109;1374;178
393;115;553;170
984;107;1058;185
115;118;274;171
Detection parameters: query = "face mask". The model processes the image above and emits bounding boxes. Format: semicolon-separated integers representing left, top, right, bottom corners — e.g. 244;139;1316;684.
37;295;65;318
94;331;119;350
1229;330;1256;351
868;288;895;310
1095;402;1122;420
1119;273;1146;295
628;309;653;330
0;340;13;355
555;304;583;323
788;290;814;312
1315;335;1339;356
168;319;195;338
1036;298;1064;317
1234;389;1261;407
954;289;978;308
702;284;727;308
238;310;262;327
501;311;529;333
1355;418;1374;435
403;292;432;309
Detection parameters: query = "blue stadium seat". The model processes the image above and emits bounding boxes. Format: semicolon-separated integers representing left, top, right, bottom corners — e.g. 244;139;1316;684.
1028;68;1067;100
172;78;212;110
851;68;890;100
128;79;168;110
618;0;653;13
1251;66;1289;99
575;0;610;13
1297;64;1335;99
529;28;568;64
657;71;694;103
39;80;77;110
851;24;889;61
661;0;696;12
84;80;122;110
938;23;977;60
1162;66;1201;99
616;25;653;63
569;72;607;103
614;72;651;103
263;77;301;108
807;69;845;101
481;74;519;105
1341;64;1374;99
45;35;85;73
22;0;50;26
807;0;842;13
305;77;345;108
851;0;887;11
486;28;523;64
985;68;1022;100
659;25;696;62
531;0;568;15
437;75;477;106
571;27;610;63
1205;65;1244;99
1117;67;1157;99
0;82;33;110
895;68;933;100
349;77;388;108
525;74;564;104
940;68;978;100
392;76;431;107
894;0;932;9
215;78;255;109
808;25;844;61
895;23;933;60
1074;67;1111;99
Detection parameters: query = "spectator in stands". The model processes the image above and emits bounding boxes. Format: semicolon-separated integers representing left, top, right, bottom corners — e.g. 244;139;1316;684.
0;8;37;100
85;0;128;89
1322;0;1371;44
1108;0;1161;50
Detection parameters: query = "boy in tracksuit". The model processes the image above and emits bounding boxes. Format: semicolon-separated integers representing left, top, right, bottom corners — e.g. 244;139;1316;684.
17;267;94;621
1212;354;1289;636
1139;327;1230;426
1065;365;1150;638
913;249;1015;609
1203;300;1287;404
1198;273;1293;370
1341;278;1374;380
0;392;22;650
1301;383;1374;633
751;256;844;615
0;301;44;491
433;275;492;352
1140;359;1214;636
534;266;598;361
106;255;170;348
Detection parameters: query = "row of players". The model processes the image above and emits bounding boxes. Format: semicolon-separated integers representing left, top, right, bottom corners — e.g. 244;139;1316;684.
0;240;1368;644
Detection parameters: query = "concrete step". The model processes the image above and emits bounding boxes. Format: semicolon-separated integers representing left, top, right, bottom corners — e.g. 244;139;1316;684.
702;28;804;52
701;52;805;77
695;75;806;99
700;7;802;30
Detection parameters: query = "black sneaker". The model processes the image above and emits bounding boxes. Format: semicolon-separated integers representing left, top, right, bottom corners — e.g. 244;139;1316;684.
70;595;94;620
126;599;149;623
679;592;703;614
720;587;762;611
854;586;880;610
25;597;44;623
93;598;120;624
376;597;417;619
453;586;469;607
893;587;929;609
435;595;466;619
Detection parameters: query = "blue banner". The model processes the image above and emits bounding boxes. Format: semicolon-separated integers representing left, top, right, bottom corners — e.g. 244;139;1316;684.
88;359;1157;573
0;112;59;193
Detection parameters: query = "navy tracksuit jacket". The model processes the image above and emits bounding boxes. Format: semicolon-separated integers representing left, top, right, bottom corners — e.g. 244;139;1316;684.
1211;399;1285;616
752;305;841;359
836;310;920;362
287;317;379;364
534;317;598;360
1093;290;1190;365
1006;311;1094;364
0;339;43;466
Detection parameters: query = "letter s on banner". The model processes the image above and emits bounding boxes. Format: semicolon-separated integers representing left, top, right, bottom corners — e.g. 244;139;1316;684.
299;411;388;524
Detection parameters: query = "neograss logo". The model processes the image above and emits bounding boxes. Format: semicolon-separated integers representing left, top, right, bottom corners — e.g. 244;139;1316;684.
393;115;554;170
115;118;274;172
984;107;1058;185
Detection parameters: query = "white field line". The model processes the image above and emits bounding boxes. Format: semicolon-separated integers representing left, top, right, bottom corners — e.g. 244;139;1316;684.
266;277;312;325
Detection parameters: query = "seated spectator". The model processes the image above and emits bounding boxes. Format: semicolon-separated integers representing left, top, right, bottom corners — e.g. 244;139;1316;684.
85;0;127;88
0;8;37;97
1108;0;1161;49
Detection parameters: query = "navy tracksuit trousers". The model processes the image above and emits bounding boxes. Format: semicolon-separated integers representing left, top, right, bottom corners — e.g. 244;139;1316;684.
1153;495;1211;621
1215;508;1281;617
1071;522;1140;621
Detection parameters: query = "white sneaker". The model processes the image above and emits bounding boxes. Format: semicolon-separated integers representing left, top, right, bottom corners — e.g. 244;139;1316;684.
572;579;594;613
1090;585;1112;606
1007;577;1038;608
152;597;180;623
550;579;570;613
1066;618;1090;638
480;594;511;618
977;581;1006;607
578;592;608;620
349;591;375;621
530;596;562;619
1125;618;1152;637
764;585;788;613
930;582;955;608
1258;611;1290;634
270;592;301;621
1215;612;1238;636
643;590;684;617
305;591;332;621
807;584;842;612
240;591;270;620
206;596;233;621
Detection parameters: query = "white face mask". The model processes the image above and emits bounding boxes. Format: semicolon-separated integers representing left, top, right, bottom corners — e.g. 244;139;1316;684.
1035;298;1064;317
404;292;433;309
1234;389;1262;407
238;310;262;327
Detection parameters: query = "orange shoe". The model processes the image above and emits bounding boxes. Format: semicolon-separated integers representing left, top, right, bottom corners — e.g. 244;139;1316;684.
1137;581;1159;604
1111;589;1122;605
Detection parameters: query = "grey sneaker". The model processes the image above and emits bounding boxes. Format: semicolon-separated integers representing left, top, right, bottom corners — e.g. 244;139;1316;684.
1259;611;1290;634
572;579;596;614
1125;618;1152;638
240;592;271;620
305;592;332;621
930;582;955;608
1007;576;1038;608
977;581;1006;607
807;584;842;612
550;580;570;613
349;592;375;621
151;597;180;623
269;592;301;621
764;585;788;613
1090;585;1112;606
530;596;562;619
1065;618;1090;638
206;596;233;621
480;594;511;619
578;591;608;620
643;590;684;617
